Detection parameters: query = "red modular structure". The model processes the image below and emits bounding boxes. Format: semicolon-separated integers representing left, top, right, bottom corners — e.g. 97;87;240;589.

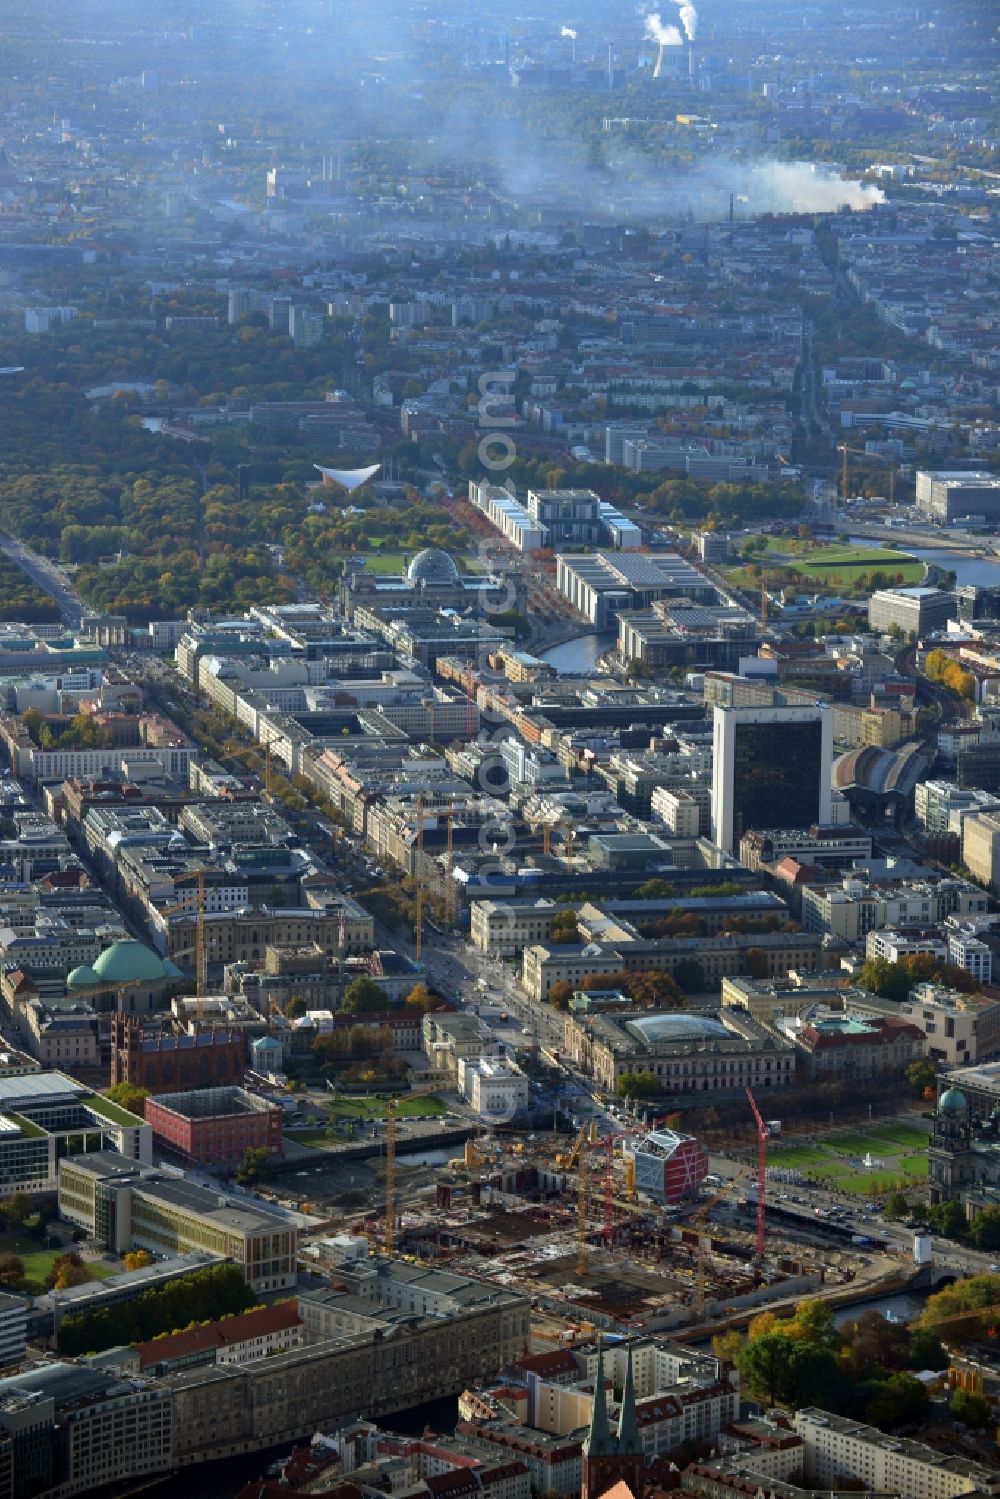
626;1128;708;1205
144;1086;282;1166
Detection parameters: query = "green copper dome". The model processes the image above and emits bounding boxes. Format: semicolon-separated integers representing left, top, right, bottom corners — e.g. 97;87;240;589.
91;940;172;985
66;964;99;990
938;1086;968;1116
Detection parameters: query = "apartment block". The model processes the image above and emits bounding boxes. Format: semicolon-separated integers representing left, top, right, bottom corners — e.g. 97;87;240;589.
794;1407;1000;1499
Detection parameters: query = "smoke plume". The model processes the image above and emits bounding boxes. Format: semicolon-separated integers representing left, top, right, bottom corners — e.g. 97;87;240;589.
644;12;683;47
673;0;697;43
560;26;577;40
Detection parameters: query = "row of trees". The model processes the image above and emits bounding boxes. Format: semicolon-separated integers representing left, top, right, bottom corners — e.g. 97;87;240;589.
58;1262;254;1355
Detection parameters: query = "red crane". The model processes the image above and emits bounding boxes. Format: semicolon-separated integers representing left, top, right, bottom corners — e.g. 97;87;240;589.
745;1087;768;1259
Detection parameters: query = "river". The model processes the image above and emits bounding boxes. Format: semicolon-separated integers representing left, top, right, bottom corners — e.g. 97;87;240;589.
540;631;616;673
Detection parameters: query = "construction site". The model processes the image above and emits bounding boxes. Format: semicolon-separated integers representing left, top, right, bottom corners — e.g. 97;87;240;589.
289;1086;902;1341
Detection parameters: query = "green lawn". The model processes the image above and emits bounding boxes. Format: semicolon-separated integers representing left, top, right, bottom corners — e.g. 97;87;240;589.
769;1120;931;1202
867;1123;931;1149
285;1129;327;1148
750;538;925;585
830;1133;889;1155
326;1094;446;1121
769;1145;832;1167
356;550;478;576
359;551;408;573
0;1234;113;1288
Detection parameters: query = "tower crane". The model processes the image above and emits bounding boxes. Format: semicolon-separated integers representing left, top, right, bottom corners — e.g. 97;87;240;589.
160;870;208;1012
383;1084;449;1257
745;1087;769;1260
414;792;425;960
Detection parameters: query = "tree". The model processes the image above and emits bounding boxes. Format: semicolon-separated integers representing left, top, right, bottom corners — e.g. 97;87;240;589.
907;1326;947;1372
341;977;386;1014
48;1253;93;1291
865;1373;929;1430
0;1254;24;1288
927;1199;967;1241
788;1299;839;1350
618;1070;660;1100
969;1205;1000;1251
403;983;436;1014
548;980;574;1012
235;1147;272;1186
905;1060;936;1097
711;1329;746;1365
739;1333;798;1407
549;911;580;945
635;879;676;899
742;948;770;981
123;1249;153;1271
785;1341;845;1408
840;1310;909;1380
5;1192;32;1228
106;1082;149;1117
950;1388;991;1428
883;1191;910;1220
919;1273;1000;1345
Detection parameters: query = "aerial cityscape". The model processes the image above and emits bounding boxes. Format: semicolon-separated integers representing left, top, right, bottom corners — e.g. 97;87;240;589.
0;1;996;1497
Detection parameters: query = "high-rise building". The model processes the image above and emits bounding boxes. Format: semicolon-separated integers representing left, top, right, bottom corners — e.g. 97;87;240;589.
712;704;832;855
290;305;324;348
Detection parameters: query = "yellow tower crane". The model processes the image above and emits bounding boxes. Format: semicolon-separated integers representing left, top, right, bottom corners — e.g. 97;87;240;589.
162;870;208;1014
383;1085;452;1257
414;792;425;960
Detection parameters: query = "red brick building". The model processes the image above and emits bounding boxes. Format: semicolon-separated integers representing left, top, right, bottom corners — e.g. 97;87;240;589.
111;1015;244;1094
144;1086;283;1165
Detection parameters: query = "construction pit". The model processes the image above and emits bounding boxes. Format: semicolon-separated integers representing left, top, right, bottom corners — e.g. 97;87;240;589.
294;1133;891;1337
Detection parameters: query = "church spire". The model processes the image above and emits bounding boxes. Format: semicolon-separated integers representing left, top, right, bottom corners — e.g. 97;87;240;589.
585;1341;614;1456
616;1348;639;1454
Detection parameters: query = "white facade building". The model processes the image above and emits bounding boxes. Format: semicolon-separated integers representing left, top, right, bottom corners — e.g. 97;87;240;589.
458;1056;530;1120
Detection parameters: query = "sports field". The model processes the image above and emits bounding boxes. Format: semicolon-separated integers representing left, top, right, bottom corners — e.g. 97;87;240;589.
768;1119;931;1198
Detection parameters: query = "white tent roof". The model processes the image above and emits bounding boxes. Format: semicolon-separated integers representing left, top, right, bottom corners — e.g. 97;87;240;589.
314;463;381;491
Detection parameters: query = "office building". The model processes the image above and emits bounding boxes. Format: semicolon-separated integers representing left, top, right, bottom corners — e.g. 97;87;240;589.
868;586;953;638
0;1297;26;1368
915;470;1000;525
962;810;1000;892
58;1152;297;1293
556;552;712;628
0;1072;150;1196
143;1087;282;1166
711;704;833;855
0;1363;172;1499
